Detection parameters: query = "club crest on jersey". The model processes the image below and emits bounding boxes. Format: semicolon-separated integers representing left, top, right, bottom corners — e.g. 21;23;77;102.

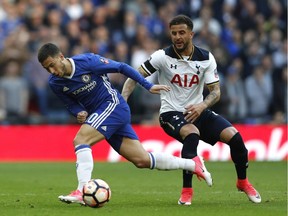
100;57;109;64
196;64;201;74
81;74;91;83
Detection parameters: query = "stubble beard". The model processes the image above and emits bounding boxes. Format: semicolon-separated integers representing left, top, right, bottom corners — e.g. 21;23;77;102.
61;62;67;77
174;41;189;54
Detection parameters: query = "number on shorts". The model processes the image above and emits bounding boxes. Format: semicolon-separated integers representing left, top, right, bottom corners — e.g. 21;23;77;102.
87;113;99;123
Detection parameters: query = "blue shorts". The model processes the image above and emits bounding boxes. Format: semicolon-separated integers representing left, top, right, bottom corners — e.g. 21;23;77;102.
159;109;232;145
85;102;138;153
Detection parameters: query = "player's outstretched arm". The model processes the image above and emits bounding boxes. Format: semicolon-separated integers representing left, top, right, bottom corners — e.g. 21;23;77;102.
149;85;171;94
121;65;170;99
122;77;170;100
122;78;137;101
122;67;149;101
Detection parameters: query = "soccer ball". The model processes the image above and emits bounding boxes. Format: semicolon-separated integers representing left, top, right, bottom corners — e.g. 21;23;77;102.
82;179;111;208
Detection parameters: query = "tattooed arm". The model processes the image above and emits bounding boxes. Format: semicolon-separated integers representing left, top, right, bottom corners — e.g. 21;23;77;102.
203;82;221;108
184;82;221;122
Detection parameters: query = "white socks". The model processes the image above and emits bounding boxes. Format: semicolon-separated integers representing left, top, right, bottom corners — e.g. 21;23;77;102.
75;144;93;191
149;152;195;171
74;146;196;191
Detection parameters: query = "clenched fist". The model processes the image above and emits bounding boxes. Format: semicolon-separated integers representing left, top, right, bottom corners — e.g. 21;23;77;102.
77;111;88;123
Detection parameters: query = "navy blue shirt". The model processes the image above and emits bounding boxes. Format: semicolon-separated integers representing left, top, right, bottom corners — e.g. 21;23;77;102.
49;53;153;117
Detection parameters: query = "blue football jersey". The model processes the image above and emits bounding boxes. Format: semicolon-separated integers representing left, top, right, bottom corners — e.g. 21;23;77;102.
48;53;152;117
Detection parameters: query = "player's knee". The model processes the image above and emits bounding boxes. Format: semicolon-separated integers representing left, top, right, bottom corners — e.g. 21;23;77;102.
73;136;82;146
73;133;96;146
73;135;90;147
132;157;150;169
229;132;248;154
220;126;238;143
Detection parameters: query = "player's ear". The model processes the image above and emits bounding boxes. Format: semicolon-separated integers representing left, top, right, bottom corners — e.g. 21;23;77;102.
59;53;65;60
190;31;194;39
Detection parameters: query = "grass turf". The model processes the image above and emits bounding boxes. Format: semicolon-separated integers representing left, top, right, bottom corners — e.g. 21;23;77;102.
0;161;286;216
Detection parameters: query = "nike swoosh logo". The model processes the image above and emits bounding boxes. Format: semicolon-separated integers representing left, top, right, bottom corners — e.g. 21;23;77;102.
200;167;204;172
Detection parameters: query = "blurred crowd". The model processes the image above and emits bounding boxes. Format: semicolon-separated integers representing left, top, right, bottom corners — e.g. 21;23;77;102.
0;0;287;125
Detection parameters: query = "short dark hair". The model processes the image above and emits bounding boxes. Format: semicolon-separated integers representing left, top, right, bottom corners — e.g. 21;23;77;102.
169;15;193;30
37;43;61;63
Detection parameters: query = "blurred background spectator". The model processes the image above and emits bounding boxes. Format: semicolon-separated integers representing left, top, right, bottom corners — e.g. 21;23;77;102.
244;65;273;123
224;58;248;123
0;60;29;124
0;0;286;125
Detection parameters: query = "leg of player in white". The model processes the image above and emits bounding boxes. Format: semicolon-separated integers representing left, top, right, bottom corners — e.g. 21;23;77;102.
58;125;212;205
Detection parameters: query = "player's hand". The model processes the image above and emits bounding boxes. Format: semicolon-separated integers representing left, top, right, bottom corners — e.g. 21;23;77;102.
77;111;88;123
183;103;206;122
149;85;171;94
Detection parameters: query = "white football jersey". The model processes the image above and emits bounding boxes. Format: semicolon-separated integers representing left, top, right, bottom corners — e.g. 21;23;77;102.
140;45;219;114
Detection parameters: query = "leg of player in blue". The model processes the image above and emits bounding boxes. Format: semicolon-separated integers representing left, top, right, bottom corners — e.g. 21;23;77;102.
58;144;93;205
58;118;212;205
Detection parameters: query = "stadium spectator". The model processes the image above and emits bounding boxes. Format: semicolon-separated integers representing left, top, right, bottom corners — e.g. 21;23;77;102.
221;16;242;58
77;0;95;32
105;0;125;44
235;0;258;32
0;1;23;50
241;36;266;78
244;65;273;123
267;0;287;32
64;0;83;21
224;58;248;123
0;60;29;124
271;66;287;124
23;53;50;118
193;6;222;37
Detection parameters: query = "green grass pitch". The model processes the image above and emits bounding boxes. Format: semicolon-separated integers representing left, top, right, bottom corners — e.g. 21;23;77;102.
0;161;286;216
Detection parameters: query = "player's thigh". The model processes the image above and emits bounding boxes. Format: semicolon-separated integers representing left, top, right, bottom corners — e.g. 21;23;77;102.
119;137;150;168
73;123;105;146
160;122;199;142
197;110;233;144
160;111;196;141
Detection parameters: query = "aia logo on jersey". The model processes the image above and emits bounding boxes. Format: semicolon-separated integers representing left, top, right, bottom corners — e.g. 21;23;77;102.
170;74;199;87
82;74;91;83
100;57;109;64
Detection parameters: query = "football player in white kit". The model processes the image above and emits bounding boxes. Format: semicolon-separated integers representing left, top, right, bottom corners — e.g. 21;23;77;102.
122;15;261;205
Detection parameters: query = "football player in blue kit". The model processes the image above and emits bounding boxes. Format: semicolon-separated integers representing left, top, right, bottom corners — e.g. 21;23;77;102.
37;42;212;205
122;15;261;205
